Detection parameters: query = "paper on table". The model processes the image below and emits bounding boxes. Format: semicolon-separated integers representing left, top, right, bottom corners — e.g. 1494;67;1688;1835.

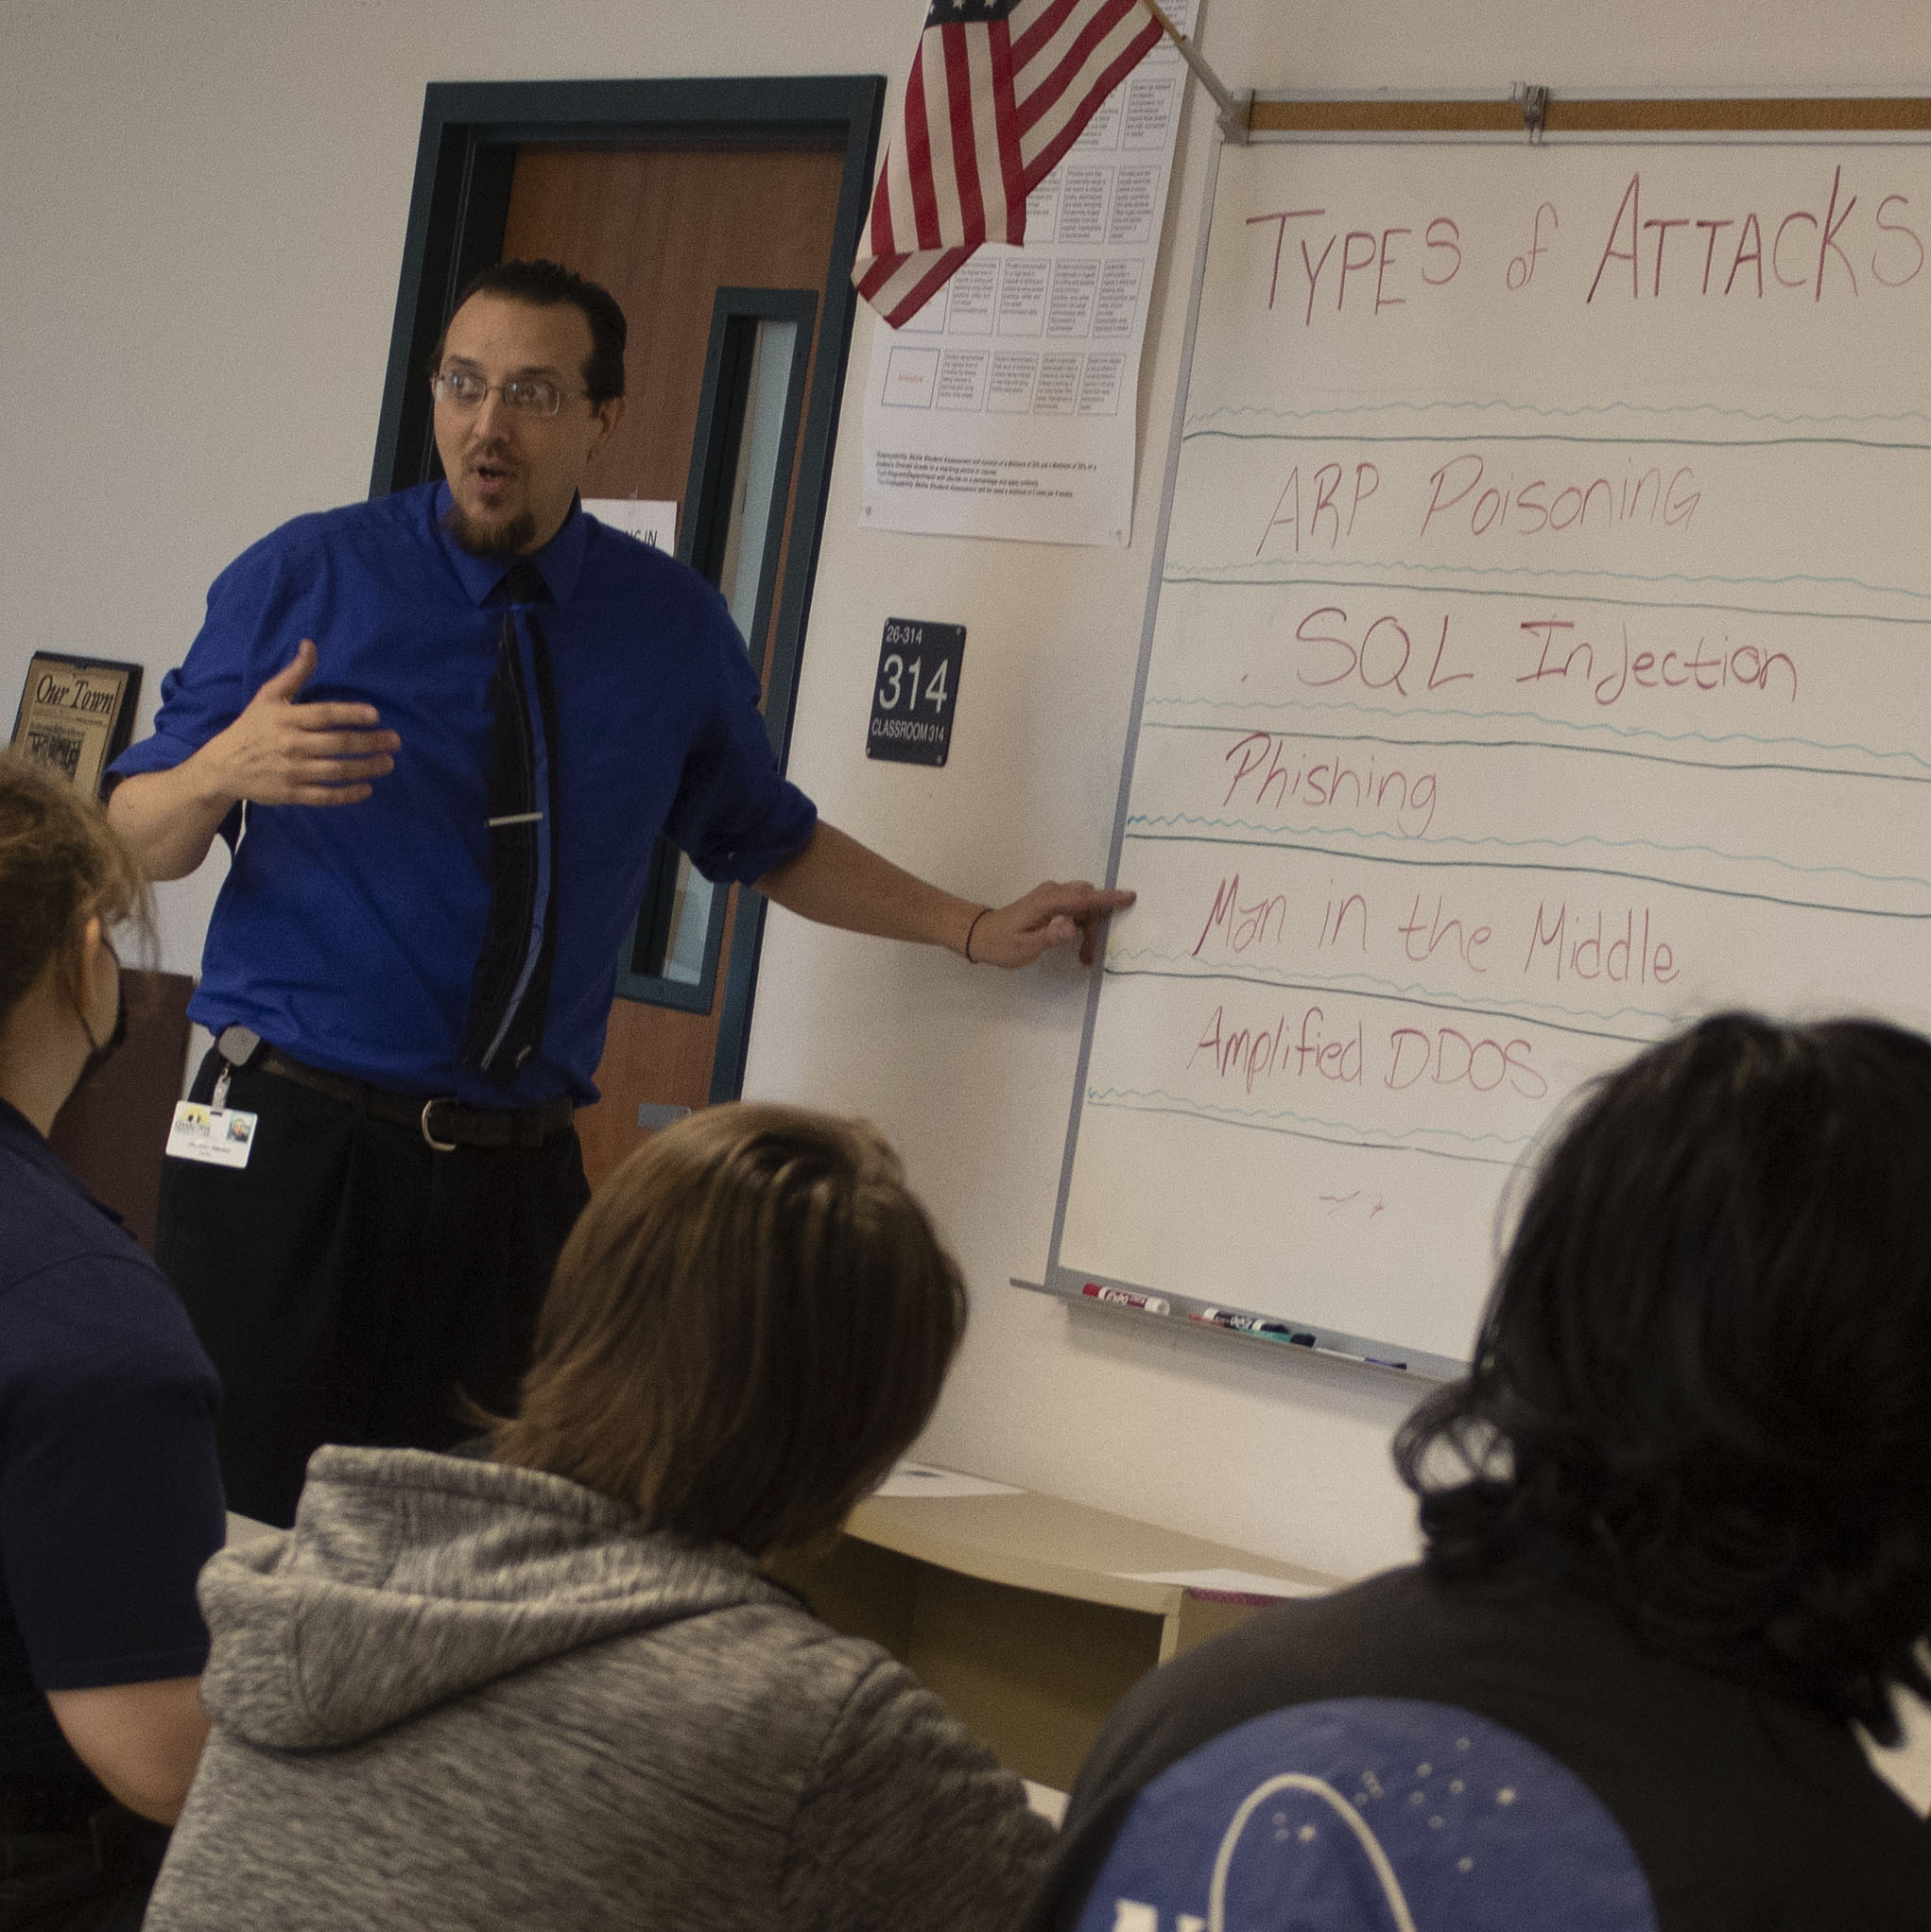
872;1461;1026;1500
1023;1780;1070;1827
1118;1567;1329;1597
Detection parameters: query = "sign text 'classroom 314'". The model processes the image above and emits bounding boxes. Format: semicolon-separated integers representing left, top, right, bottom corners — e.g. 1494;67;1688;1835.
867;618;965;768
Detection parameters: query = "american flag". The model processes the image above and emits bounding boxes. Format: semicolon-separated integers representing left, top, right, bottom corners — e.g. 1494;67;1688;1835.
853;0;1164;328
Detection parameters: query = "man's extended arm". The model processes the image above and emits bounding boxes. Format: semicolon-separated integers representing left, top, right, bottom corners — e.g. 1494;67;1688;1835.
108;641;399;881
756;823;1132;968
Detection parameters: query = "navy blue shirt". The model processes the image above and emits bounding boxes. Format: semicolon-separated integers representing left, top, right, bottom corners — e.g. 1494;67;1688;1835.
0;1100;224;1782
112;484;818;1108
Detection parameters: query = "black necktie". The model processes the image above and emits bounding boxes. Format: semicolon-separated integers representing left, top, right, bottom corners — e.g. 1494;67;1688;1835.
458;561;560;1088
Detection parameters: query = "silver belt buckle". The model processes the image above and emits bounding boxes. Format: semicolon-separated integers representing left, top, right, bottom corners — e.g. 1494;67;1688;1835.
421;1098;459;1153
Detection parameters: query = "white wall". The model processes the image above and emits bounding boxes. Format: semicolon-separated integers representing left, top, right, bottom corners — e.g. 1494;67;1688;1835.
7;0;1931;1617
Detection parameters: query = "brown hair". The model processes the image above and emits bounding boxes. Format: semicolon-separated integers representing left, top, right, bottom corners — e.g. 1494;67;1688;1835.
492;1103;968;1555
0;754;150;1033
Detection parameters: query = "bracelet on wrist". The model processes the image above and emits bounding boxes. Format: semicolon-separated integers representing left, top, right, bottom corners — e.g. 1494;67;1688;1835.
963;906;991;963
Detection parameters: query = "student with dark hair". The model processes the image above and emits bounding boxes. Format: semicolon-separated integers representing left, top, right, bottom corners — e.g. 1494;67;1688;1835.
1023;1013;1931;1932
0;756;225;1929
144;1102;1055;1932
106;253;1129;1528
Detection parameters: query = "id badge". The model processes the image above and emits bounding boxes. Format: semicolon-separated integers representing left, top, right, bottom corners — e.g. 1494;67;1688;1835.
166;1100;258;1169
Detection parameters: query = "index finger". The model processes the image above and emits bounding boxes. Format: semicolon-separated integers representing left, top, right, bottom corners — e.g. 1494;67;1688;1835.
1045;883;1135;916
288;700;385;730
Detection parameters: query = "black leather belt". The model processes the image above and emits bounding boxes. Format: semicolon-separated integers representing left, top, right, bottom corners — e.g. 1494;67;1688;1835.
253;1050;576;1152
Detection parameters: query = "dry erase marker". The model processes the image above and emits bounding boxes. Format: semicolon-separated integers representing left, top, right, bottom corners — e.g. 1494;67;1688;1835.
1082;1283;1171;1316
1194;1307;1303;1339
1286;1333;1408;1372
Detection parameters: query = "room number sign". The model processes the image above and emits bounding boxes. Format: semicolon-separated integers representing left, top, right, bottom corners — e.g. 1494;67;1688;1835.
867;618;965;768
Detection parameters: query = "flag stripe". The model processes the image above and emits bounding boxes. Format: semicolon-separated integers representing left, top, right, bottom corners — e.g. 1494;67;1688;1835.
989;17;1026;235
869;129;905;262
887;246;977;329
1009;0;1085;71
1020;18;1162;174
904;38;943;250
964;26;1009;243
1018;1;1152;143
940;22;985;244
1013;0;1131;97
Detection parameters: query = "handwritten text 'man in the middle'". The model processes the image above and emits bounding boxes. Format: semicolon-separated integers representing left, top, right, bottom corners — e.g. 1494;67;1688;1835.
1191;874;1684;990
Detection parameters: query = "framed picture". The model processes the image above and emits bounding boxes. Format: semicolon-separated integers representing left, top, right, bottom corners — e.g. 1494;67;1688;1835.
9;654;144;799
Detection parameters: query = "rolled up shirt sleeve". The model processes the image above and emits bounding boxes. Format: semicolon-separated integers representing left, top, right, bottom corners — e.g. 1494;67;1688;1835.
662;598;818;887
107;538;292;827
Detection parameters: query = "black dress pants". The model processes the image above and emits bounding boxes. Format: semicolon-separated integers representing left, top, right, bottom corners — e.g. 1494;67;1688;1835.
157;1050;591;1527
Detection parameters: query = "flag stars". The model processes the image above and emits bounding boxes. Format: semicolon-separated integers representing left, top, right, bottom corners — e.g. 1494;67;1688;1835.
926;0;1021;20
1496;1787;1518;1806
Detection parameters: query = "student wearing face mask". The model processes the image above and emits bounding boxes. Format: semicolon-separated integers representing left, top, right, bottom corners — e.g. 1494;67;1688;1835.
0;756;225;1930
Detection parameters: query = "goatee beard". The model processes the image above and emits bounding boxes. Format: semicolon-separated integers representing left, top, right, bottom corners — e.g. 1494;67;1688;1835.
440;496;537;558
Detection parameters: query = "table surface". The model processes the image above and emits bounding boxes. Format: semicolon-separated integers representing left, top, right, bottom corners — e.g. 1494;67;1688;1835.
845;1484;1340;1616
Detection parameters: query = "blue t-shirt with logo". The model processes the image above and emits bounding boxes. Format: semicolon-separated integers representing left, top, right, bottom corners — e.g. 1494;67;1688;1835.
1075;1699;1652;1932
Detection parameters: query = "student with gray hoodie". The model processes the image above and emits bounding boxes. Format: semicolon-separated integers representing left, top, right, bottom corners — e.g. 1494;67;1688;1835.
144;1103;1056;1931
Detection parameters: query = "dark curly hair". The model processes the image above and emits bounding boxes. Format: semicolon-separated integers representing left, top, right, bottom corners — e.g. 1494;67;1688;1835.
1394;1011;1931;1743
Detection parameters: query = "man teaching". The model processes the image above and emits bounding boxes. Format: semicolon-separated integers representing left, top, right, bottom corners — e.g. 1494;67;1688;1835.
109;259;1130;1526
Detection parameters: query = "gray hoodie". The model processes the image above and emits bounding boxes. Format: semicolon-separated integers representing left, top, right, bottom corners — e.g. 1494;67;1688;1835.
145;1446;1055;1931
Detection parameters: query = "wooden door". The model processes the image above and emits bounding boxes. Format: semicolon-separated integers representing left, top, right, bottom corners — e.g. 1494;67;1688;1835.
497;145;846;1187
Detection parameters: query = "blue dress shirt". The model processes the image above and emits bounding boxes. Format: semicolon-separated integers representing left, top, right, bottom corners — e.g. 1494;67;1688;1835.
112;483;817;1107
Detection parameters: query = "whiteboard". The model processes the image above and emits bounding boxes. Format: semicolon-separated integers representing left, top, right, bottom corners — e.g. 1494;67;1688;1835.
1046;136;1931;1376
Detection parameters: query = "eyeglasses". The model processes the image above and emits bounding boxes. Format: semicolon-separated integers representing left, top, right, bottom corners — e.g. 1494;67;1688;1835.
431;370;588;418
